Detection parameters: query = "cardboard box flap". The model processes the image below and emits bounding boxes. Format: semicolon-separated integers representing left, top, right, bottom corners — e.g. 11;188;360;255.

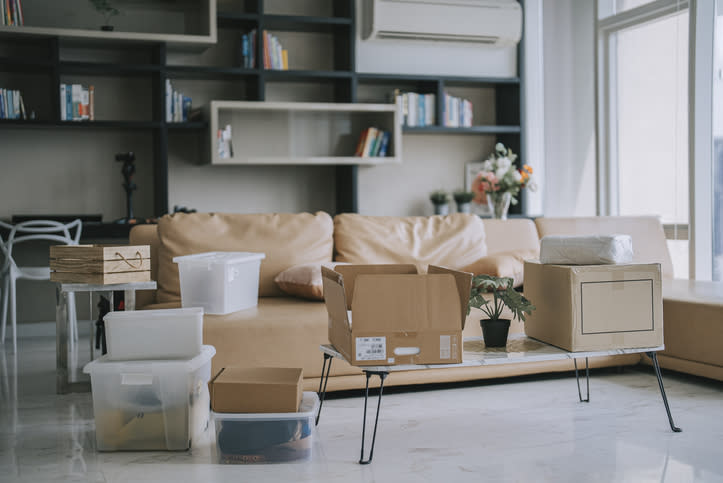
335;264;417;309
351;273;461;331
321;265;350;327
428;265;472;328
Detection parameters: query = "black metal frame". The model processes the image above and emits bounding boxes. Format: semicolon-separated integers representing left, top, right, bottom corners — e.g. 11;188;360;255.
315;350;681;464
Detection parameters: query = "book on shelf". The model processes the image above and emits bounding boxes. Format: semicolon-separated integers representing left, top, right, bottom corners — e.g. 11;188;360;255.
165;79;193;122
262;30;289;71
240;29;257;68
2;0;24;26
354;127;391;158
443;93;473;128
0;87;27;120
391;90;436;128
59;83;93;121
217;124;233;159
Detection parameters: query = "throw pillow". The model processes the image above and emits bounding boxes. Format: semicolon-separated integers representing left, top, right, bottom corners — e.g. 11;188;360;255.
274;262;348;300
462;249;539;288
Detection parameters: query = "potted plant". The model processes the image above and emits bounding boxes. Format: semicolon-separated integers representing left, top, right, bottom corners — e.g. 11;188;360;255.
453;190;475;214
429;189;450;215
467;275;536;347
89;0;120;31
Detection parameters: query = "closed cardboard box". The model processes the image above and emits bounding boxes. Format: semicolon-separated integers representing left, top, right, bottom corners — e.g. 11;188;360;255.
523;261;663;351
322;264;472;366
210;367;303;413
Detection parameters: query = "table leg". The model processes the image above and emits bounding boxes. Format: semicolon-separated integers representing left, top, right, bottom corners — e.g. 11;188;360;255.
315;352;333;426
56;286;69;395
574;357;590;402
359;370;388;465
645;351;682;432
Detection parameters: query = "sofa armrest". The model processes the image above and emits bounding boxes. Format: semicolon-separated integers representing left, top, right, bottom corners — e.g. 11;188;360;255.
129;224;161;308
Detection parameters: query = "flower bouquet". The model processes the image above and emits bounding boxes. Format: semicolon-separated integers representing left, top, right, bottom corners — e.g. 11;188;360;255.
471;143;536;219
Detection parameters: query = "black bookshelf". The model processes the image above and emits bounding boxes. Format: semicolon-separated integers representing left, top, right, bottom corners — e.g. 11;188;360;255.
0;0;525;231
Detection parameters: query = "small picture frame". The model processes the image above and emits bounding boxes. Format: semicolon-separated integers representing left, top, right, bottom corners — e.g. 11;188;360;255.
465;162;491;216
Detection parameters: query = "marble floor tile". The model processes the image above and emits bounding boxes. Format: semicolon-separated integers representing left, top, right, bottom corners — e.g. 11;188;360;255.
1;336;723;482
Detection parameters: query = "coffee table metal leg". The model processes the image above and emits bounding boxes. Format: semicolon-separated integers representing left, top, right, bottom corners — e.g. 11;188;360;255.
56;286;69;395
645;351;682;432
359;370;388;465
574;357;590;402
315;353;333;426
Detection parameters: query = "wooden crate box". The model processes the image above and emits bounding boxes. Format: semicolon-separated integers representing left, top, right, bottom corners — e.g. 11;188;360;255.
50;245;151;284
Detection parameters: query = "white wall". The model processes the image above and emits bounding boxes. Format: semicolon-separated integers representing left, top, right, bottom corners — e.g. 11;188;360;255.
542;0;597;216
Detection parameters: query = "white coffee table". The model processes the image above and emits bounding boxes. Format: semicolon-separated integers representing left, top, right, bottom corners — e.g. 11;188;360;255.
55;280;156;394
317;334;678;464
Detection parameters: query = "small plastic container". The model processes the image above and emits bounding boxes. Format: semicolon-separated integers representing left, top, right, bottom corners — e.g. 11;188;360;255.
173;252;266;315
212;392;319;464
83;345;216;451
104;307;204;361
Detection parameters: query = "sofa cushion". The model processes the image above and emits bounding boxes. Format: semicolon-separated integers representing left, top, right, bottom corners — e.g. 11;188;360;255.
481;218;540;256
156;212;334;303
461;248;539;288
274;262;349;301
333;213;487;270
535;216;674;278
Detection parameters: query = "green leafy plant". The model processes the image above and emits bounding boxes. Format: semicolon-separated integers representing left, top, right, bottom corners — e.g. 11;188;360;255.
467;274;536;322
429;189;450;205
89;0;120;26
453;190;476;204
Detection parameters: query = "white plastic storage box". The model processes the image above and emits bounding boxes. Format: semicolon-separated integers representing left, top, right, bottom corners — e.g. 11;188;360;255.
83;345;216;451
104;307;204;361
212;392;319;464
173;252;266;315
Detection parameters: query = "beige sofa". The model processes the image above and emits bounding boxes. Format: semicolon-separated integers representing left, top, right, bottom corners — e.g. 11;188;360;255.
130;213;722;392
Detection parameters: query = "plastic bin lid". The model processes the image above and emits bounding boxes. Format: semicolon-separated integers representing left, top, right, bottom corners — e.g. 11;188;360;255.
83;345;216;375
103;306;203;322
173;251;266;264
211;392;319;420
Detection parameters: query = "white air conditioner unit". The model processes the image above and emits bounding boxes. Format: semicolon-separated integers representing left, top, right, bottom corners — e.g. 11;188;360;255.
362;0;522;46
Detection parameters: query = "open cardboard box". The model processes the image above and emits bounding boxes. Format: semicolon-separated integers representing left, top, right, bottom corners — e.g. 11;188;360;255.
322;264;472;366
523;261;663;351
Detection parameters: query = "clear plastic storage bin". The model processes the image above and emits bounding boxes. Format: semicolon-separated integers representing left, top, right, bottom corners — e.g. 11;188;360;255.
104;307;204;361
212;392;319;464
173;252;266;315
83;345;215;451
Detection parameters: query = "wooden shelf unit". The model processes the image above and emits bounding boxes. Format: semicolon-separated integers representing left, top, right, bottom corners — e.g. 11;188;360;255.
0;0;525;235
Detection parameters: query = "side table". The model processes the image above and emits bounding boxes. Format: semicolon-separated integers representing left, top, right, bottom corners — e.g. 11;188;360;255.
55;280;157;394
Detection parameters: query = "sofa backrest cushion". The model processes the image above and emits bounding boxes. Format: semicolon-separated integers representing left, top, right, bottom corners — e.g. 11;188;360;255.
333;213;487;270
534;216;674;278
156;212;334;302
481;218;540;256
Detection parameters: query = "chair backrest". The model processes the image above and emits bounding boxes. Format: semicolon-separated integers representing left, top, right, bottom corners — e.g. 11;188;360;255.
0;219;83;269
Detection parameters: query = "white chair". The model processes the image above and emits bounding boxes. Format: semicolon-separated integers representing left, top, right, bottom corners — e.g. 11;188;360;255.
0;219;82;353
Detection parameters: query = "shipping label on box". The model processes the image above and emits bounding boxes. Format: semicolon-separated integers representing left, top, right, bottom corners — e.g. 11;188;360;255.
322;264;471;366
523;261;663;352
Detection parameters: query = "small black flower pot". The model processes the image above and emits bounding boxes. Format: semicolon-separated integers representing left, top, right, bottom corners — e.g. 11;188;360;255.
480;318;511;347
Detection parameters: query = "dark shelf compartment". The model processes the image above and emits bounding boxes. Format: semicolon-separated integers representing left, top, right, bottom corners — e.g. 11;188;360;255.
216;12;260;29
261;14;352;33
57;120;162;129
165;65;259;79
0;56;54;72
262;69;352;82
403;125;521;134
167;121;208;129
59;61;161;76
80;222;136;240
358;73;521;86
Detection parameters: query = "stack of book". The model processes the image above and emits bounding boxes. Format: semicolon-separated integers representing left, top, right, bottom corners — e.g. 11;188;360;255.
262;31;288;70
165;79;192;122
2;0;24;26
443;93;473;127
0;88;26;119
60;84;93;121
217;124;233;159
240;29;257;68
354;127;391;158
391;89;435;127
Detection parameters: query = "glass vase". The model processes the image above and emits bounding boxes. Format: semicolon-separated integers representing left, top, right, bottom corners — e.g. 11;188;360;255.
487;192;512;219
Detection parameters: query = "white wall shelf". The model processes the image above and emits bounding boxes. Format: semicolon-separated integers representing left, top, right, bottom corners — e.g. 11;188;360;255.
207;100;401;165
